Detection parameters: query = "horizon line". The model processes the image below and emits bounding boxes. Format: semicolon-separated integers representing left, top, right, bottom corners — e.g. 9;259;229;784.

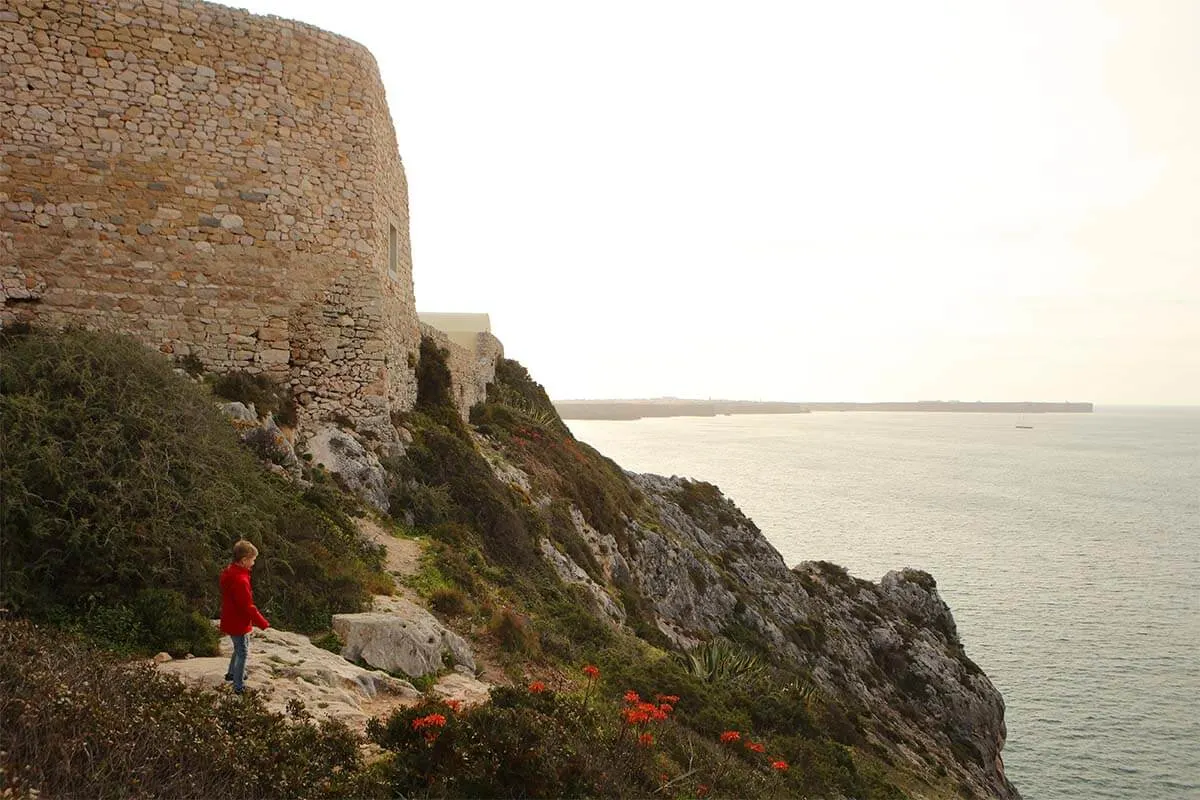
552;398;1199;408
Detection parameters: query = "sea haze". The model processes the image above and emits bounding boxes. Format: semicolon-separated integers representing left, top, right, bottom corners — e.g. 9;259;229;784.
567;407;1200;800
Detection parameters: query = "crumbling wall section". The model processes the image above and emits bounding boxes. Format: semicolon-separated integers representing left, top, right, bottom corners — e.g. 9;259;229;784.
419;323;499;419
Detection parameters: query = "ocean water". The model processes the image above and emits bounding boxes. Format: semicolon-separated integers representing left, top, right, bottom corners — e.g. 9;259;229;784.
566;408;1200;800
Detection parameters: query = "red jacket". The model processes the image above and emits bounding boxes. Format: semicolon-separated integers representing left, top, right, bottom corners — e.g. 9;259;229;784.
219;563;270;635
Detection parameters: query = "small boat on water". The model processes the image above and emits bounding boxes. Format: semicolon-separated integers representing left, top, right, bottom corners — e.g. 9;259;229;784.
1015;424;1034;429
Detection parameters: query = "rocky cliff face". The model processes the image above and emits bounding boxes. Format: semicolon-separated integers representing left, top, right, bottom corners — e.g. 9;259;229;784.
330;352;1019;797
521;467;1018;798
631;474;1016;798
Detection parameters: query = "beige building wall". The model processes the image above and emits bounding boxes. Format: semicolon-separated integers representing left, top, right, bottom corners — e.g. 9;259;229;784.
417;312;490;354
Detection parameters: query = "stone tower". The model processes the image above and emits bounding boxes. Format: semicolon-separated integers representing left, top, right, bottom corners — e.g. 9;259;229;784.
1;0;422;426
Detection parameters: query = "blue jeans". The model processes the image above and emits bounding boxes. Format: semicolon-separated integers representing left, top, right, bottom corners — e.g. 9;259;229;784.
226;634;248;692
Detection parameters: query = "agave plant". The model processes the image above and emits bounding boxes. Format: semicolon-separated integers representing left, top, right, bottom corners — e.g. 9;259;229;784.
775;677;821;705
499;393;563;431
677;638;767;686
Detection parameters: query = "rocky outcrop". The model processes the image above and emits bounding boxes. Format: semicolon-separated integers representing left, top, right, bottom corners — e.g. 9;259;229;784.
539;539;626;625
333;595;476;678
218;401;301;477
526;470;1018;799
304;425;390;510
156;627;420;731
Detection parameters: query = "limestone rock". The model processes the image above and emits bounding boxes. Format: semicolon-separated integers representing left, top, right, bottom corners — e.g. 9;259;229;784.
355;413;405;458
304;425;389;510
539;539;625;625
431;671;491;708
217;401;258;424
880;568;958;642
157;627;420;730
333;595;475;678
259;414;299;470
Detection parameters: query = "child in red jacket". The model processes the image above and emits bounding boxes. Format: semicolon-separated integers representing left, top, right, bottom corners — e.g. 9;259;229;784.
220;540;270;694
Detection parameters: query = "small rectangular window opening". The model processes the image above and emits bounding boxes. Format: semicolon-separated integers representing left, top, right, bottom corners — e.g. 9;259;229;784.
388;224;398;278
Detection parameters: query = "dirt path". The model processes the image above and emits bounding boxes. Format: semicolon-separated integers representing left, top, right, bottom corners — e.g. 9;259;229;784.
353;516;515;688
354;516;422;601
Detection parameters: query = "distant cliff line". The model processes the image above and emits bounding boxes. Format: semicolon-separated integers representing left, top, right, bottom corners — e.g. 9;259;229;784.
555;399;1094;420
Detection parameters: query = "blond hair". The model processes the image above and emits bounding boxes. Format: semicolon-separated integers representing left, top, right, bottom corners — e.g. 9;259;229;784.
232;539;258;561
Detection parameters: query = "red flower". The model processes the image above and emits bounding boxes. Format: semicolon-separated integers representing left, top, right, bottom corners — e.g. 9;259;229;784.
655;694;680;704
444;699;462;712
719;730;741;744
582;664;600;679
623;707;649;726
745;740;765;753
696;785;710;798
638;732;654;747
411;713;447;731
771;760;789;771
623;690;641;703
528;681;547;693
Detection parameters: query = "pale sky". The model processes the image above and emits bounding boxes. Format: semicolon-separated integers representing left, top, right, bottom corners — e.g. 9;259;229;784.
230;0;1198;404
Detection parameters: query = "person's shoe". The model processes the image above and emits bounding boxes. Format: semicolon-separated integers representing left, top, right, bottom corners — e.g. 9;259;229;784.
224;673;233;682
233;687;244;695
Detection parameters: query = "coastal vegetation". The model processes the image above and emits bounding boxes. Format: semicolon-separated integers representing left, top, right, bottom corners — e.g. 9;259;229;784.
0;326;387;653
1;327;970;798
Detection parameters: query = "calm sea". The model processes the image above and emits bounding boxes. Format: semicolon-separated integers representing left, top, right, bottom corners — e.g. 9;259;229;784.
567;407;1200;800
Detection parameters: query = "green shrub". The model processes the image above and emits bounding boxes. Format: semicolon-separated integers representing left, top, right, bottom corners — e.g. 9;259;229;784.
176;353;205;377
311;630;344;655
489;607;539;654
415;336;462;430
429;587;473;616
133;588;221;657
675;478;745;529
0;619;385;800
537;585;617;662
0;328;385;646
242;425;293;466
368;692;602;799
387;411;543;570
472;360;641;550
390;480;456;526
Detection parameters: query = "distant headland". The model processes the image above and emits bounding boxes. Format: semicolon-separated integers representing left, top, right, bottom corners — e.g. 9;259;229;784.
555;398;1094;420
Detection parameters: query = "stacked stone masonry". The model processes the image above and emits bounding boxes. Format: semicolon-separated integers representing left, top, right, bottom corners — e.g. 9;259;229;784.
0;0;446;425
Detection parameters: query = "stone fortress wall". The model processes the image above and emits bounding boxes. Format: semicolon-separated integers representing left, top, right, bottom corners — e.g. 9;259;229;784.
0;0;486;427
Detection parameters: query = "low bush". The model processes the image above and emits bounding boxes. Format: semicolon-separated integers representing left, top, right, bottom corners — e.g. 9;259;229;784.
0;619;385;800
0;328;386;648
310;630;344;655
241;425;294;466
369;691;602;798
489;607;539;654
429;587;473;616
367;671;818;799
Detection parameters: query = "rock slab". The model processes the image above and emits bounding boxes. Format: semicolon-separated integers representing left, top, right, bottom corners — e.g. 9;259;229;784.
156;627;419;730
333;595;476;678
